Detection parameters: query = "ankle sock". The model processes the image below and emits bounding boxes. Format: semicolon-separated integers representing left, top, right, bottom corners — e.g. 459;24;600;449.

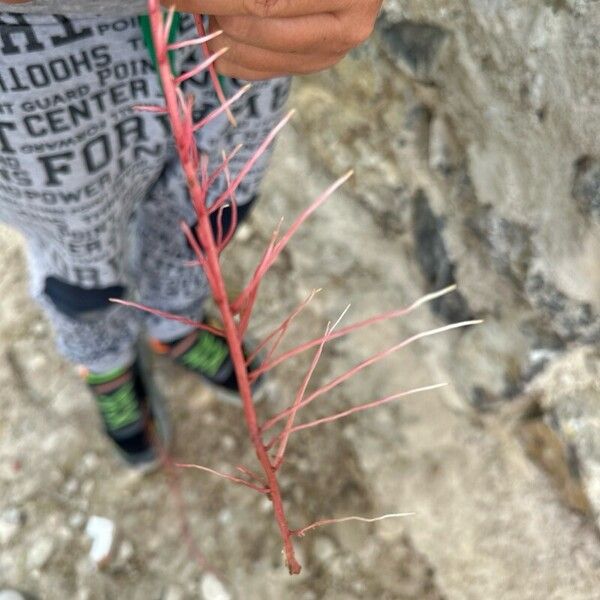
85;361;156;461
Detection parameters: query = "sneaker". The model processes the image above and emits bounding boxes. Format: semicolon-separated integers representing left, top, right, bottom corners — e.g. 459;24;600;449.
149;322;264;405
81;348;171;471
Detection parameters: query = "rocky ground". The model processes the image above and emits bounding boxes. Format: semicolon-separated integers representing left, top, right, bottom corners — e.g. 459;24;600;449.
0;118;446;598
1;116;600;598
3;11;600;594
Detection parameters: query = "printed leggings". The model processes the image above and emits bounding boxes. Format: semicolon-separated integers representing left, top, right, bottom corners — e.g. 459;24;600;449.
0;12;290;372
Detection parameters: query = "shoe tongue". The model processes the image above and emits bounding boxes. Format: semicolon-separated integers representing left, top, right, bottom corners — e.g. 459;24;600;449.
177;330;231;379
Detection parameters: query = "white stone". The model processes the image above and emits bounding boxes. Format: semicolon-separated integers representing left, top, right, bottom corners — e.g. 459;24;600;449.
85;516;115;567
0;521;19;545
31;321;47;336
26;353;47;372
57;525;73;541
163;585;185;600
0;591;26;600
235;223;253;242
0;508;24;545
200;573;231;600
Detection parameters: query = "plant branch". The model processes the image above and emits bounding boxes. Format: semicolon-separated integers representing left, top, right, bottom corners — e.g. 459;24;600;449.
231;170;353;316
194;15;236;126
148;0;302;572
274;322;331;469
293;512;415;537
288;383;447;434
261;320;481;433
167;29;222;50
175;47;229;85
176;463;269;494
252;284;458;378
109;298;225;337
245;288;321;367
194;85;251;131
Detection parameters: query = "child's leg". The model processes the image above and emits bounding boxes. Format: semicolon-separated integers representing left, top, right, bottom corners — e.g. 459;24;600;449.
0;12;290;465
0;13;172;373
0;13;291;372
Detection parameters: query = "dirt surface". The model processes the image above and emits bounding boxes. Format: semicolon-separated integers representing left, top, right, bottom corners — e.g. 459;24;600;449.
0;109;444;598
3;80;600;599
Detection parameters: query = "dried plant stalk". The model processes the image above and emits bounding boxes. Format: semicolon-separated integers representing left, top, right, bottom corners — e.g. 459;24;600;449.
120;0;482;574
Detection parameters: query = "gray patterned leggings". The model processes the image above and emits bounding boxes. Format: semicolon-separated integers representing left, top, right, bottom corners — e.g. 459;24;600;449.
0;12;290;372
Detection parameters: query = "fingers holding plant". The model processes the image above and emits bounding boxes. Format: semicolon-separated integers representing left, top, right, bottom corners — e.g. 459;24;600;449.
162;0;384;79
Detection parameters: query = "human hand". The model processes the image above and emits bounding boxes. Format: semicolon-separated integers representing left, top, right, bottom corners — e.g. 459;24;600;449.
163;0;383;80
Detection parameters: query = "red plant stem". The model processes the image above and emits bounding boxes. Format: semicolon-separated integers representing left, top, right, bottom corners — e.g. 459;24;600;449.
216;151;239;252
215;204;226;247
180;221;206;264
192;208;301;571
212;111;295;216
175;47;228;85
218;199;238;252
232;222;281;324
163;4;176;43
134;104;168;113
264;382;447;452
145;1;467;574
237;285;259;339
180;222;223;295
148;0;301;573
